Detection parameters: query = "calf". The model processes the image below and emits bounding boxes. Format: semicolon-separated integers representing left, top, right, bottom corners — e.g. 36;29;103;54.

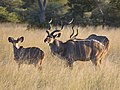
8;36;44;69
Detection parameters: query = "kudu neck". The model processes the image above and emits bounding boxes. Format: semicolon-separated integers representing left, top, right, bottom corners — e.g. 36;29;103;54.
49;39;63;46
13;45;23;52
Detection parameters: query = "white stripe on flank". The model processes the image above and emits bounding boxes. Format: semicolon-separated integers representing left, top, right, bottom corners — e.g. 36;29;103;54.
92;39;104;47
71;39;104;47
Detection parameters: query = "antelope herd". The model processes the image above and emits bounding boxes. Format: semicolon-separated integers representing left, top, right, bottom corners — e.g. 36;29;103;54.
8;22;109;70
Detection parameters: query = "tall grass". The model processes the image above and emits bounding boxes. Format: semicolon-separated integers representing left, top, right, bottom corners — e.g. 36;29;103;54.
0;23;120;90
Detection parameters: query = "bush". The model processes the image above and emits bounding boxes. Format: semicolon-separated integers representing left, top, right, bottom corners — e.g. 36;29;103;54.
25;6;50;29
0;6;20;23
0;7;9;22
8;12;20;22
26;2;65;28
45;2;64;20
91;3;120;27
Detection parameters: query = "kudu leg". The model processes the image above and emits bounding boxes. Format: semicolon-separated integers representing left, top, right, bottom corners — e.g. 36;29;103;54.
66;59;74;69
37;59;43;70
37;52;44;70
91;59;101;70
18;63;21;70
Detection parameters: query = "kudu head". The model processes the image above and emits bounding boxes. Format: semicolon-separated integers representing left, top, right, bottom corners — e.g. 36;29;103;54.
44;18;74;44
44;30;62;44
8;36;24;48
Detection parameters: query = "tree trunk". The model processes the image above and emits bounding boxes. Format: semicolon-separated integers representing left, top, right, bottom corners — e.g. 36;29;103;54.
38;0;46;23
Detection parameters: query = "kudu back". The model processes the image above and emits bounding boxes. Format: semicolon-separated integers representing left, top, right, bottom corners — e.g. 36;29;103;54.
8;36;44;69
87;34;109;51
44;27;106;68
70;27;109;55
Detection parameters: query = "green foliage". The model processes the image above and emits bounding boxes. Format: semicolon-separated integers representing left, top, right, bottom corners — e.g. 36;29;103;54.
67;0;96;17
25;6;40;27
0;7;20;22
25;2;64;28
65;0;97;26
25;7;49;28
91;3;120;27
110;0;120;10
0;0;24;23
45;2;64;21
105;3;120;27
0;0;24;12
0;0;120;28
48;0;67;2
7;12;20;22
21;0;36;8
0;7;8;22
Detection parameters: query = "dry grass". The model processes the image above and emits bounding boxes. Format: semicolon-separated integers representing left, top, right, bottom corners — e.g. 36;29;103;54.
0;23;120;90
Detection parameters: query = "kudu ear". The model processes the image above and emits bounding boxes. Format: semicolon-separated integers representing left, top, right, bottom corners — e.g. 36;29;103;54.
8;37;14;43
17;36;24;42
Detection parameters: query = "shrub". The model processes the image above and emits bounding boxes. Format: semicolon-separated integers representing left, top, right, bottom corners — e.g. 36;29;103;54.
0;7;9;22
26;2;64;28
0;6;20;23
91;3;120;27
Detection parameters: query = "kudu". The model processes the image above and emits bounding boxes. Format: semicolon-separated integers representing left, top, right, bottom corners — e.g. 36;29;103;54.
87;34;109;51
70;27;109;54
44;26;105;68
8;36;44;69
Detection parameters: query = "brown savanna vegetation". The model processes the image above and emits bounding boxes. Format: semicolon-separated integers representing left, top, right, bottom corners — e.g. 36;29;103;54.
0;23;120;90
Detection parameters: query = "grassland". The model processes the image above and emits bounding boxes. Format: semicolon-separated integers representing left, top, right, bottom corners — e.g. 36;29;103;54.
0;23;120;90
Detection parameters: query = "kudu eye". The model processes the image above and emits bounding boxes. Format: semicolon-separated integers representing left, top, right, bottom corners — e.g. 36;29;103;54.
44;37;52;43
44;38;47;43
53;33;61;38
57;33;61;37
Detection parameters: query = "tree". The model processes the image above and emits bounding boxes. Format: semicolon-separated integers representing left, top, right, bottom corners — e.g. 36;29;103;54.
91;0;120;27
110;0;120;9
67;0;96;18
65;0;98;26
38;0;46;23
22;0;36;8
45;2;65;22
